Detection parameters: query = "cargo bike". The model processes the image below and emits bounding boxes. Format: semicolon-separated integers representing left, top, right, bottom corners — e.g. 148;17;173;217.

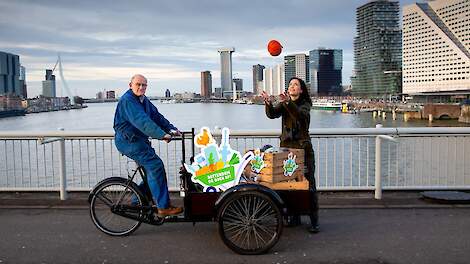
88;128;313;255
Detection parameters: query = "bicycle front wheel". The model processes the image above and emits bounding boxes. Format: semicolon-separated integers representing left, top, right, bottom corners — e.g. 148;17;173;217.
218;190;283;255
89;177;145;236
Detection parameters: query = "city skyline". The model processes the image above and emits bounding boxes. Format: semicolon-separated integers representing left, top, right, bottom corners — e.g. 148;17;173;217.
0;0;416;98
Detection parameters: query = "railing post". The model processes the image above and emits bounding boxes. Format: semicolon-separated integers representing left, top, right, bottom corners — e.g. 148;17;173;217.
58;128;67;200
375;124;382;199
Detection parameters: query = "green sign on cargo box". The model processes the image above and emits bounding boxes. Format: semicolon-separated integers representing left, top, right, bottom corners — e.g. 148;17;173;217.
196;166;235;186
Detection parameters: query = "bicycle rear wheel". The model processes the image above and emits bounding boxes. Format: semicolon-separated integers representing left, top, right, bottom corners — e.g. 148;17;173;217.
89;177;145;236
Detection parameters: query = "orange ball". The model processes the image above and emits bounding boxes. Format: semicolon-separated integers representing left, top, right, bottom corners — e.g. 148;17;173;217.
267;40;283;56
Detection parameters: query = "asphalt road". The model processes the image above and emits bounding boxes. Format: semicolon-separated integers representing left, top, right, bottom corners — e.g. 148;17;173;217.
1;208;469;264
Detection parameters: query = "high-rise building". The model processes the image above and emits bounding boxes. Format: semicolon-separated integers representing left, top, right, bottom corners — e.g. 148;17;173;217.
403;0;470;96
262;64;285;96
272;64;285;95
252;64;265;95
233;78;243;91
19;65;27;98
0;51;22;97
217;47;235;97
263;67;273;95
352;0;402;97
42;69;56;97
256;81;264;94
284;54;309;89
309;49;343;96
214;87;222;98
201;71;212;98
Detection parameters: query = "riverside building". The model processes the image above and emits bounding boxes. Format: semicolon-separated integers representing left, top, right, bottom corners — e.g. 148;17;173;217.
284;54;309;90
0;51;23;98
201;71;212;98
262;64;284;96
42;69;56;98
217;47;235;98
252;64;265;95
309;49;343;96
352;0;402;97
403;0;470;101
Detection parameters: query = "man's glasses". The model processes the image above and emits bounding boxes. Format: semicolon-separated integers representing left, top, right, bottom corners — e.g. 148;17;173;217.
133;82;147;87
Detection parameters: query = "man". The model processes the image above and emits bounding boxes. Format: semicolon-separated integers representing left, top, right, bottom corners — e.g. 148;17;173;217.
113;74;183;217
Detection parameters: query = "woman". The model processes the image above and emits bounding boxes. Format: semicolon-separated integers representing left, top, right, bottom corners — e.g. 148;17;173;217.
261;77;319;233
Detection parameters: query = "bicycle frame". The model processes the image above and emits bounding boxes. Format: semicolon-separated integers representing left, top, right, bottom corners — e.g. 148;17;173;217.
109;129;196;225
89;129;311;254
117;129;193;206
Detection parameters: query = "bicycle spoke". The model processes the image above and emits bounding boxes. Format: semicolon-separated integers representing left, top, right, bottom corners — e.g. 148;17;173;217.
95;192;114;207
219;192;282;254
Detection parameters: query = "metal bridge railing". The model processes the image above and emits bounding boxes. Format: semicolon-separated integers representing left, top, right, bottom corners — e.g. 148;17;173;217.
1;127;470;200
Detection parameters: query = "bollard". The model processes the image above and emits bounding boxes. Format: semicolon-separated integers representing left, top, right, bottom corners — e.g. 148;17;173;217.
429;114;433;122
58;128;67;200
375;124;382;199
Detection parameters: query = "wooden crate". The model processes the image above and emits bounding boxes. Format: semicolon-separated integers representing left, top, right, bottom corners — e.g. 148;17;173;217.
248;148;305;183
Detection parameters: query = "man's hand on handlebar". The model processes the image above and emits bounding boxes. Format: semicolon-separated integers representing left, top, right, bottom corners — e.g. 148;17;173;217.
162;129;181;143
162;134;172;143
170;129;182;137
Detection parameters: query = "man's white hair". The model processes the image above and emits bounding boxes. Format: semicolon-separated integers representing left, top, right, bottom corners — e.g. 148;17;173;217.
130;74;147;83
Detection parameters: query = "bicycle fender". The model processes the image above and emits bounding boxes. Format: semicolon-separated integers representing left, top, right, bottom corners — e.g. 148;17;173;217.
214;183;286;217
88;177;141;203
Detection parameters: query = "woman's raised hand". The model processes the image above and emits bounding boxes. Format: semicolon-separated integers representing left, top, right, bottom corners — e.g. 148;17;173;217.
261;91;271;104
278;92;290;103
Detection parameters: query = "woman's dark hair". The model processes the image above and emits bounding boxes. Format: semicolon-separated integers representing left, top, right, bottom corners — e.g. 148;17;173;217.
288;77;312;105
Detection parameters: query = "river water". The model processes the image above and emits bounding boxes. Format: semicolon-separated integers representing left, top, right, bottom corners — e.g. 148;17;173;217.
0;101;468;131
1;102;468;190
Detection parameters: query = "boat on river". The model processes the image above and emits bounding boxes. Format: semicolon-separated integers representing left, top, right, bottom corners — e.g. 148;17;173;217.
311;100;342;111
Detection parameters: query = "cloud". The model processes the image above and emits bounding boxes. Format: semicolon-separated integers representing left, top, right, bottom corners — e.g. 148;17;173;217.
0;0;416;97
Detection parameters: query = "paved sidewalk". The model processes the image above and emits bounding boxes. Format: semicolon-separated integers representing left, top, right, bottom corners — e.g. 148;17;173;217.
1;191;469;263
1;191;469;209
1;207;469;263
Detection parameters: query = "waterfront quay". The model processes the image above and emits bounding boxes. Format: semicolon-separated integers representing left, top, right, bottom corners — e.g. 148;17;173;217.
81;96;470;124
0;95;87;118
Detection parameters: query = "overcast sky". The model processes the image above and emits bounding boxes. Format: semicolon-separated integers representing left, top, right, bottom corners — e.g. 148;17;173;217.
0;0;417;98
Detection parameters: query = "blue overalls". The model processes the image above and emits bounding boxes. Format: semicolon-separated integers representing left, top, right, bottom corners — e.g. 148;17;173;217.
113;89;178;209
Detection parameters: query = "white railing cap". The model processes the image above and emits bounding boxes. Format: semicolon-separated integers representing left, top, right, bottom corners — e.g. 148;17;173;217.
0;127;470;139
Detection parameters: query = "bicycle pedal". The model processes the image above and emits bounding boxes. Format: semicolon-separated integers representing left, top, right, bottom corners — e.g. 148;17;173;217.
150;215;165;225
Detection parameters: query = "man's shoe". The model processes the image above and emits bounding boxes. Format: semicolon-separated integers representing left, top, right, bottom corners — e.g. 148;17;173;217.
308;224;320;234
156;206;183;217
